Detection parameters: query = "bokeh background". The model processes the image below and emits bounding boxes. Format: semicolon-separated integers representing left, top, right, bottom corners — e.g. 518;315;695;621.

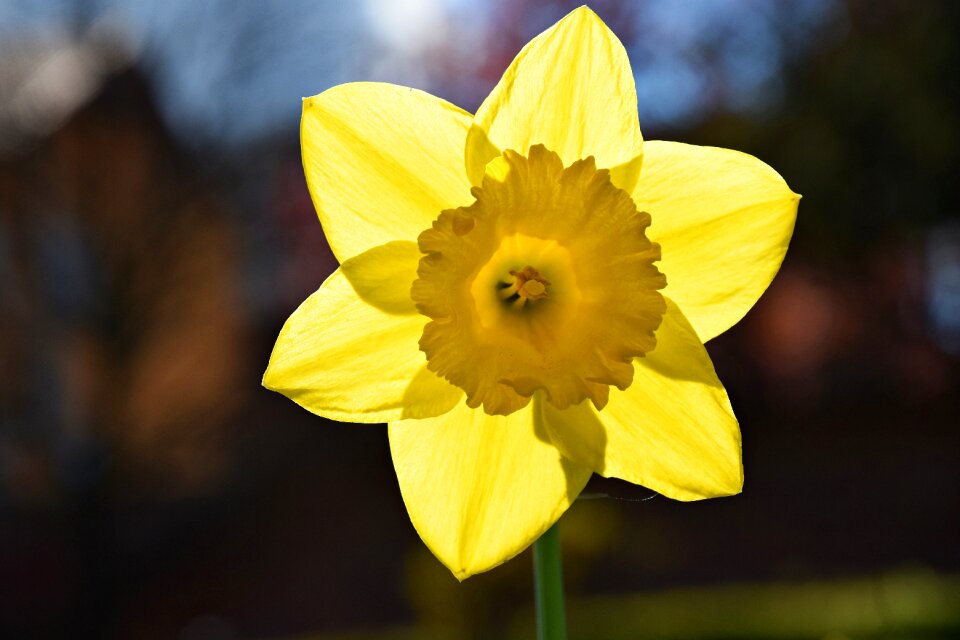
1;0;958;638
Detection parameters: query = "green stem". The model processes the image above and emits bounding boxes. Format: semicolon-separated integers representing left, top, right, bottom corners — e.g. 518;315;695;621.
533;522;567;640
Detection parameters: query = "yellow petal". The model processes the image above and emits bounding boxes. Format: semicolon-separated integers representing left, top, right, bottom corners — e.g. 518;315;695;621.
635;141;800;342
389;401;592;579
302;82;474;262
400;365;465;420
539;299;742;501
340;240;421;315
263;243;461;422
466;7;643;191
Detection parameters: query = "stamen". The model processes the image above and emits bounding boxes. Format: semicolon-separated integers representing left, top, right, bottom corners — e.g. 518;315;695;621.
506;266;550;304
498;279;520;300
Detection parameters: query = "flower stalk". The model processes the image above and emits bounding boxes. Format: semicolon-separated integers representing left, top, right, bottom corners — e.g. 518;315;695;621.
533;522;567;640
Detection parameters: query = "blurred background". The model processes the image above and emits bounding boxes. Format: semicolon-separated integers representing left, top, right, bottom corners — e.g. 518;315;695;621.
1;0;958;638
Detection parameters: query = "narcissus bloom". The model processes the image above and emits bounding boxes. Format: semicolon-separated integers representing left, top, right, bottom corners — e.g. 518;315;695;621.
264;6;799;579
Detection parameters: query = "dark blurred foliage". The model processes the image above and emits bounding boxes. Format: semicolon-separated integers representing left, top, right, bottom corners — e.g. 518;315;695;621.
0;1;958;639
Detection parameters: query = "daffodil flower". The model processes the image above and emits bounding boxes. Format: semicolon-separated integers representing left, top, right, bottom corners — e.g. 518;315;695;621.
264;7;799;580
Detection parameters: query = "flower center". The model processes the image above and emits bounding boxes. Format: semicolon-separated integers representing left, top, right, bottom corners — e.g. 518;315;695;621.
501;266;549;305
412;144;666;416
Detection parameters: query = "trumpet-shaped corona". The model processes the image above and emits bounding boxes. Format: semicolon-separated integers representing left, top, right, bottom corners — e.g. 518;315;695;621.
413;145;666;415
